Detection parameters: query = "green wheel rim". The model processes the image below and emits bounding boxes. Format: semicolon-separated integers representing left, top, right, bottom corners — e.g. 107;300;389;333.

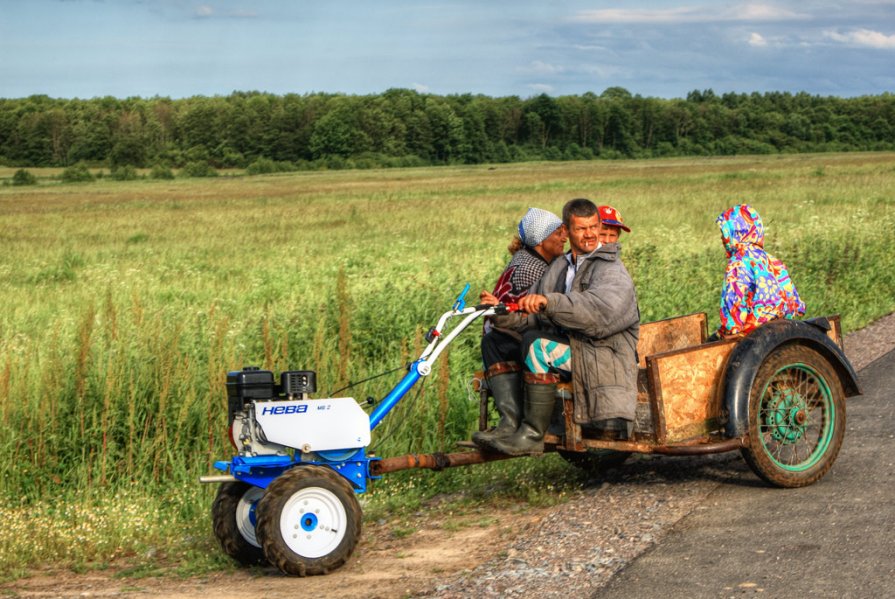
756;361;835;472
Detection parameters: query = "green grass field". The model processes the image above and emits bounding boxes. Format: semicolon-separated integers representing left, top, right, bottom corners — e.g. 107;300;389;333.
1;153;893;577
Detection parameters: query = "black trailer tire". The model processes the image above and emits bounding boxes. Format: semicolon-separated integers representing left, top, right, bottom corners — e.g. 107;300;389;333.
741;344;846;488
255;465;362;576
211;481;267;566
558;449;631;475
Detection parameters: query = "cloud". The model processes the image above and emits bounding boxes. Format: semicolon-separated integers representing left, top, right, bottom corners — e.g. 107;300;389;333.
826;28;895;49
193;4;257;19
528;83;554;93
580;64;624;78
574;6;702;24
748;32;768;46
573;44;611;52
573;3;806;24
732;3;801;21
525;60;566;75
412;82;430;93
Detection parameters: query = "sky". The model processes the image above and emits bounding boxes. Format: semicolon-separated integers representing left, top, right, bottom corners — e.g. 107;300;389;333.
1;0;894;100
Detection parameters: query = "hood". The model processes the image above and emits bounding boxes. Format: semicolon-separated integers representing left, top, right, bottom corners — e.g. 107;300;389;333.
716;204;764;255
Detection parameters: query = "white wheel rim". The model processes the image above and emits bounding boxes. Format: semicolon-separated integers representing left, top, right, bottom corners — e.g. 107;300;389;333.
235;486;264;548
279;486;348;559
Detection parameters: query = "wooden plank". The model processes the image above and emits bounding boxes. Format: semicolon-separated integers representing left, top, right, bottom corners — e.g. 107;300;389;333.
633;367;653;437
647;356;668;444
650;340;737;443
637;312;707;367
558;383;582;451
828;314;842;347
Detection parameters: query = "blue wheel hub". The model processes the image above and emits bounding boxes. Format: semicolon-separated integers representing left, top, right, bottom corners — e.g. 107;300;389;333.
300;512;319;532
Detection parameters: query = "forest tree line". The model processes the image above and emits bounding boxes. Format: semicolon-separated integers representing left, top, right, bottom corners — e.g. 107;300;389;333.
1;87;894;171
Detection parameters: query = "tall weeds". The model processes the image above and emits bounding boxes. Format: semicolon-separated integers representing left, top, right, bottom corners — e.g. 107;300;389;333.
336;265;352;390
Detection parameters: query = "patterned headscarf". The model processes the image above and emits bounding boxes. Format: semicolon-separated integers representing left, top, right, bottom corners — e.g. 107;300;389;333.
518;208;562;248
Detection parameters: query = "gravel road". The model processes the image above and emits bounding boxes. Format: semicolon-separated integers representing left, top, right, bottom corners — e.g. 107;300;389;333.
423;313;895;598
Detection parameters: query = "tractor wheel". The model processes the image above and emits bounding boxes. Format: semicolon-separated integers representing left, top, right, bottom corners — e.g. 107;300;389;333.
211;482;267;566
558;449;631;475
741;344;846;488
255;465;362;576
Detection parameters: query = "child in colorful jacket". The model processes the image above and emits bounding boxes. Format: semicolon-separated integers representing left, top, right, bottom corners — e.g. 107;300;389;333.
715;204;805;338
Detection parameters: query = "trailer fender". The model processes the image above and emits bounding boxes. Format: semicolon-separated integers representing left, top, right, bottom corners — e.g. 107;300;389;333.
722;318;862;438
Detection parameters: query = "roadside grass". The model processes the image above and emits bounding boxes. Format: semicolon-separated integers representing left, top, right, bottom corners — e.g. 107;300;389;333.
0;152;893;578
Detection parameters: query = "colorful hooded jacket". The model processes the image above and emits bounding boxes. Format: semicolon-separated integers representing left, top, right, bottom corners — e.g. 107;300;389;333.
716;204;805;337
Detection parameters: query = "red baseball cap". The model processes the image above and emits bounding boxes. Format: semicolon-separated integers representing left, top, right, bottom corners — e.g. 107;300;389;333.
598;205;631;232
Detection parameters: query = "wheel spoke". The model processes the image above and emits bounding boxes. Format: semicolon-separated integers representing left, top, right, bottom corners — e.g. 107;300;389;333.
795;368;809;398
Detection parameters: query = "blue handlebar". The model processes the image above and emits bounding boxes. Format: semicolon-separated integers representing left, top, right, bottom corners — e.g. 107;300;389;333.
452;283;470;312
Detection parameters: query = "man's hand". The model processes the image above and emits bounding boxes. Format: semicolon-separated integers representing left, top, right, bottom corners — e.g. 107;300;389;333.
518;293;548;313
479;290;499;306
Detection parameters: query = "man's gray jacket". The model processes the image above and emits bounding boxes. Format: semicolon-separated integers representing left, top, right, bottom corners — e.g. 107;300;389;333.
505;242;640;424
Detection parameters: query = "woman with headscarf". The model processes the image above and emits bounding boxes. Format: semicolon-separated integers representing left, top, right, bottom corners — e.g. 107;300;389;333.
474;207;566;448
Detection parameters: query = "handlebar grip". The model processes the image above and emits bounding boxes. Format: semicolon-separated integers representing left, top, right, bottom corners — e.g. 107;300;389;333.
482;302;518;315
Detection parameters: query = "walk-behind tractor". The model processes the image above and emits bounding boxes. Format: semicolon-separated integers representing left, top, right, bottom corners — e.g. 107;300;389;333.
201;285;861;576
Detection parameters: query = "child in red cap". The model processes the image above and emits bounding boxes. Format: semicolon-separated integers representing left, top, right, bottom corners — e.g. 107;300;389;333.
597;205;631;244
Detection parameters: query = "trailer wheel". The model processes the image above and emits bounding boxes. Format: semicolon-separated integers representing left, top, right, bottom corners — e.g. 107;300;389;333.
558;449;630;475
212;482;267;566
255;465;362;576
741;344;845;488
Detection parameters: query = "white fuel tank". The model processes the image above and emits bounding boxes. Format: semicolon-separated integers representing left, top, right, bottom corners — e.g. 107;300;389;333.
254;397;371;453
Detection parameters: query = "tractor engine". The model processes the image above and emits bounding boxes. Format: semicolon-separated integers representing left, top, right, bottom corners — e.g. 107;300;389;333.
225;366;370;459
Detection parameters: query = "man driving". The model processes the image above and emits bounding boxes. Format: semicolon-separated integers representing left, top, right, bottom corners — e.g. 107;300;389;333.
479;198;640;455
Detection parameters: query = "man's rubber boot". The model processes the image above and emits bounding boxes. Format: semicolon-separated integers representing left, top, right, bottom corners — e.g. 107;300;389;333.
593;417;633;441
472;363;522;449
484;373;559;456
